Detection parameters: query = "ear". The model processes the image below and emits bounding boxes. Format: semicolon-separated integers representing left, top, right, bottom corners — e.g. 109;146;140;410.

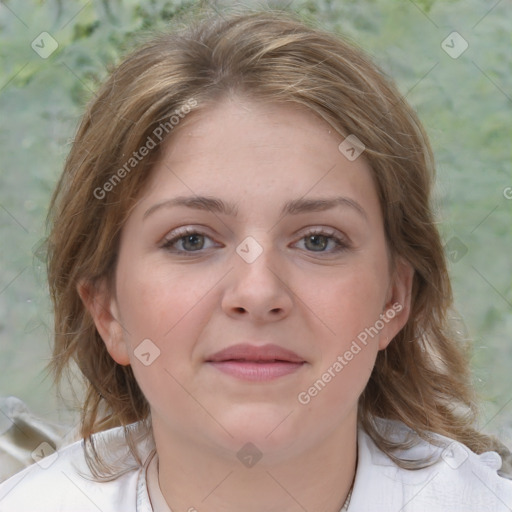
77;278;131;366
378;257;414;350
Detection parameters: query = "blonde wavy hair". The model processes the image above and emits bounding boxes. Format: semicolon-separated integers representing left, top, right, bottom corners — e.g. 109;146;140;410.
46;8;505;476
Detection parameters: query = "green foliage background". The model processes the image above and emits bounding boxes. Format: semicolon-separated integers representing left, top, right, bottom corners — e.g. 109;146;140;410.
0;0;511;441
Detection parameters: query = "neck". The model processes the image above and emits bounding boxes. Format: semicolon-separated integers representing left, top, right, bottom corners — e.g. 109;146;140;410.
152;411;358;512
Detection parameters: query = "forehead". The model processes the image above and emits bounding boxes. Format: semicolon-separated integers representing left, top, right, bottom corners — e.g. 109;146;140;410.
135;96;381;223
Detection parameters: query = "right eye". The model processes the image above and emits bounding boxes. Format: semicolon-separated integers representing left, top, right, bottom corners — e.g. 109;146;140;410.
161;227;221;254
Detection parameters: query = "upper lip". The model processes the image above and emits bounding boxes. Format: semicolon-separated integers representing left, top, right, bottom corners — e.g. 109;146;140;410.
206;343;305;363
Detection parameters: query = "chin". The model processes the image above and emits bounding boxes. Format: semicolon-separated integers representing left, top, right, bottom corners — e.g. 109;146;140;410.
214;405;305;453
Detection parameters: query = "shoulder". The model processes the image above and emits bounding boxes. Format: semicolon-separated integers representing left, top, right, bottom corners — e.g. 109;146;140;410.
0;423;153;512
350;418;512;512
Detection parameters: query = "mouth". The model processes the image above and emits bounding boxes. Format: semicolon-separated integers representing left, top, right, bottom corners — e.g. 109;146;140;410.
205;343;306;381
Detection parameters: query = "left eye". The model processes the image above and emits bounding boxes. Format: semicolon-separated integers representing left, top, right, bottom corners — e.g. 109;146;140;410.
293;230;348;253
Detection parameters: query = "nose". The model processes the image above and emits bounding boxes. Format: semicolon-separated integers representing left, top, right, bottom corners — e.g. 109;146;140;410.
221;236;293;323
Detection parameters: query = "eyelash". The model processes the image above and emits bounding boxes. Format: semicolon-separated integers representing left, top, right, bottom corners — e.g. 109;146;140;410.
160;227;350;255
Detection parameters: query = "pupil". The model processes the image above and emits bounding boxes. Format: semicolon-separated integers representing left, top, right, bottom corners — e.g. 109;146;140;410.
184;234;203;251
307;235;327;251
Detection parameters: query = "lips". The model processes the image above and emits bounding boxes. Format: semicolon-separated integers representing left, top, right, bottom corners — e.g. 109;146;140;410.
206;343;305;363
206;343;306;382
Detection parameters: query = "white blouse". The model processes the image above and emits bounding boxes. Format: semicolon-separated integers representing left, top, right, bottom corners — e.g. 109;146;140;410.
1;418;511;511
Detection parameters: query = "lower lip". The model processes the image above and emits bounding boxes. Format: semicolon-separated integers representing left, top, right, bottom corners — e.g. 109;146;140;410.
207;361;305;381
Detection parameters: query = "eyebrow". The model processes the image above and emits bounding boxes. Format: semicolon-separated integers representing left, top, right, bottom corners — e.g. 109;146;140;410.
143;195;368;221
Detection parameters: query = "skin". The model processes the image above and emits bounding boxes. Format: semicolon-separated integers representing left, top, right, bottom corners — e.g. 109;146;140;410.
81;95;413;512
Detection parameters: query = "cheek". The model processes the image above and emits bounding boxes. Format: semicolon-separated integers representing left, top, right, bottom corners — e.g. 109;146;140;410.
306;263;389;341
295;267;384;414
115;260;213;345
114;263;215;404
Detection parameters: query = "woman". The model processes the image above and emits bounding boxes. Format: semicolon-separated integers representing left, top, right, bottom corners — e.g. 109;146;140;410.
1;8;510;512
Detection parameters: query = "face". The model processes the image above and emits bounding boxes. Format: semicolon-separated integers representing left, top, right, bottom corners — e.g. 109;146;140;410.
84;96;412;462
